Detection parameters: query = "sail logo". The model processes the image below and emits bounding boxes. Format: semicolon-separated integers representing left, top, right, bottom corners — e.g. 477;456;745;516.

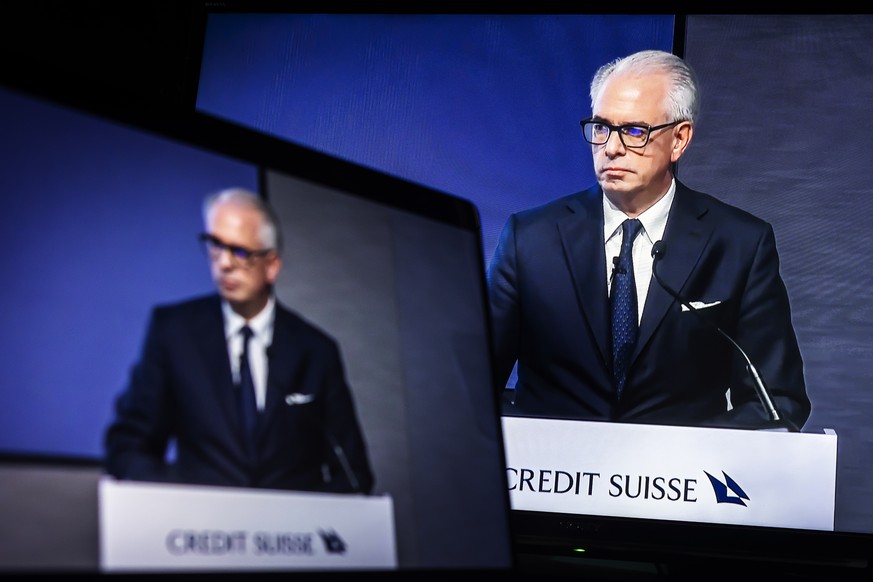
704;470;750;506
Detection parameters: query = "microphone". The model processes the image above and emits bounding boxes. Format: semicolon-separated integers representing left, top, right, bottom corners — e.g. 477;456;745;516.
650;240;799;432
609;256;621;288
323;430;363;494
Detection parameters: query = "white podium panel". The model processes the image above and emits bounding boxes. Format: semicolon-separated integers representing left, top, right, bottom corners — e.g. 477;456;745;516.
502;416;837;531
99;477;396;572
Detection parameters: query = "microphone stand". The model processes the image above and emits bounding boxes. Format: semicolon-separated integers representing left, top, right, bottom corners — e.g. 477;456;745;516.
651;241;799;432
324;432;362;493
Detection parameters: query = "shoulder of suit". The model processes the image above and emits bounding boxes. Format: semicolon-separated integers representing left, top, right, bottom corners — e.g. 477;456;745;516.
274;302;339;346
514;185;601;222
676;181;770;229
151;293;221;319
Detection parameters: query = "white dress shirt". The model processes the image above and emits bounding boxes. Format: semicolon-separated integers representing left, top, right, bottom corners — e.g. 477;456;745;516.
223;297;276;411
603;178;676;323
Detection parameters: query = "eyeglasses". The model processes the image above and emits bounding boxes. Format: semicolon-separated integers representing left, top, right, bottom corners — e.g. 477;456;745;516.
199;233;273;266
580;118;682;148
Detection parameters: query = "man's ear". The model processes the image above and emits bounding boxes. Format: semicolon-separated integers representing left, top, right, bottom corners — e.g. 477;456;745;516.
670;121;693;163
266;253;282;284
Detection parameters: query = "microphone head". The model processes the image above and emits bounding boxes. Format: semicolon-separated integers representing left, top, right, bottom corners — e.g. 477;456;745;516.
652;240;666;260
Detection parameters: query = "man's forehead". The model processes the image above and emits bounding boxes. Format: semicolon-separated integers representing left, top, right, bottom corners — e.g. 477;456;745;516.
593;74;666;121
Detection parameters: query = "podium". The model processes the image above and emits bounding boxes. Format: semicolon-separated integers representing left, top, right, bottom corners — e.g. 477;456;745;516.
98;477;397;572
501;416;837;531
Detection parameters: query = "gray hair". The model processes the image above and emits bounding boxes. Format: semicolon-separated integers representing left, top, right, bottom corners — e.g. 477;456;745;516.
202;187;283;254
589;49;700;125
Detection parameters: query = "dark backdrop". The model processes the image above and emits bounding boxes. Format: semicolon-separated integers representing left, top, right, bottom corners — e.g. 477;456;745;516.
681;14;873;533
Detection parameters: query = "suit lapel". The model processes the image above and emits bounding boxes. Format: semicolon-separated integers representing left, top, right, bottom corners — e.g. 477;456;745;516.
636;184;714;357
193;296;242;436
557;187;611;365
258;305;307;435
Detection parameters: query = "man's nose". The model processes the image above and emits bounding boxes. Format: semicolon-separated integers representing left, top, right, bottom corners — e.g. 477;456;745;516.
216;247;236;269
604;129;626;155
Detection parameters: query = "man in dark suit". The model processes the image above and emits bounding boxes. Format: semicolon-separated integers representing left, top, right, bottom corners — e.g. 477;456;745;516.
488;50;811;431
105;187;374;493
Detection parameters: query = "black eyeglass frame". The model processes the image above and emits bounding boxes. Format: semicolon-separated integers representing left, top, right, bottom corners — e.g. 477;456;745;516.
580;118;683;148
198;233;274;264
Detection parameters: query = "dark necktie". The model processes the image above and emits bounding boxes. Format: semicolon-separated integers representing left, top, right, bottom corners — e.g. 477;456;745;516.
238;325;259;449
611;218;643;397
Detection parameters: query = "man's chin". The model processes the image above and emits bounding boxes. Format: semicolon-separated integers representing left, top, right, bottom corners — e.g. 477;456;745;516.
599;177;635;194
223;294;268;319
219;291;245;307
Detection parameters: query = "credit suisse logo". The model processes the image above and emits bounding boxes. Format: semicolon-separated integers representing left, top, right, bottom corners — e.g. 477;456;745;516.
164;527;349;557
507;466;750;507
704;471;750;506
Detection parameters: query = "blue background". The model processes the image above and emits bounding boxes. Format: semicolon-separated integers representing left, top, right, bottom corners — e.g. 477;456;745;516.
196;13;675;266
0;87;259;457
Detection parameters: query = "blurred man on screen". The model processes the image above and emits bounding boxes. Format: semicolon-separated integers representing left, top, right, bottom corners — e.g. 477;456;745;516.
105;187;374;493
488;49;811;430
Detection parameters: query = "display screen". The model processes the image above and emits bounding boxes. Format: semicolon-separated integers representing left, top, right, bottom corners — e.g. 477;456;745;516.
0;72;514;572
192;9;873;572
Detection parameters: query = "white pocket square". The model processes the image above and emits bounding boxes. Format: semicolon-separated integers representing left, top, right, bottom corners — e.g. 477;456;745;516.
285;393;315;405
682;300;722;312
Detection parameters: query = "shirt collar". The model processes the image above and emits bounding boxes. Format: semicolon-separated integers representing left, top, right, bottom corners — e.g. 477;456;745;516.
222;296;276;342
603;177;676;245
